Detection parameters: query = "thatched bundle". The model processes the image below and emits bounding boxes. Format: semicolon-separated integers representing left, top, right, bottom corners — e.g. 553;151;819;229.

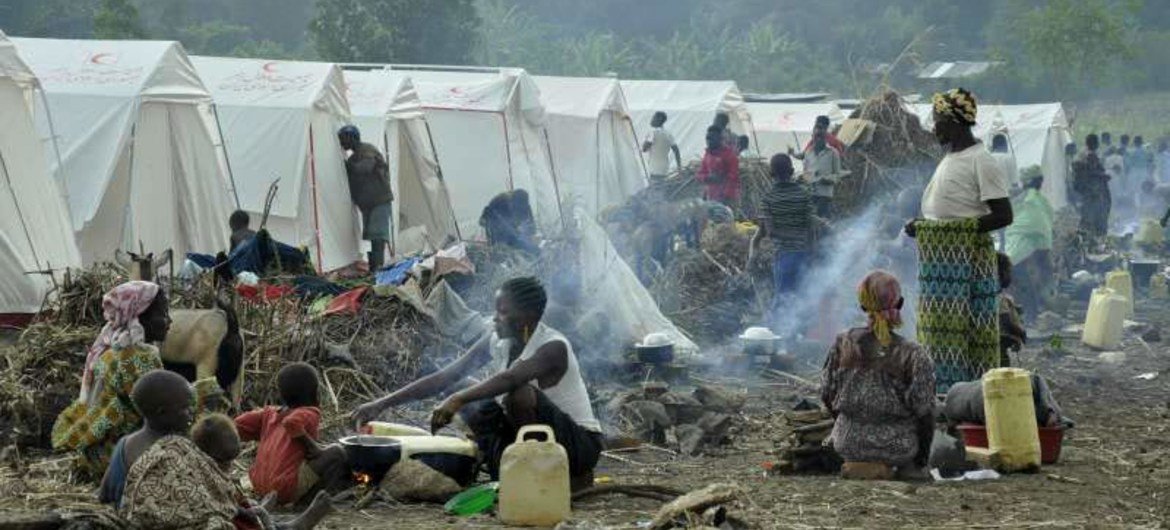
838;90;942;214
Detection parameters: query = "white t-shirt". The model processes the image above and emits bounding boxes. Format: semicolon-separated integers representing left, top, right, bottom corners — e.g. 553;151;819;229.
645;127;676;176
921;143;1010;220
491;322;601;432
990;151;1018;189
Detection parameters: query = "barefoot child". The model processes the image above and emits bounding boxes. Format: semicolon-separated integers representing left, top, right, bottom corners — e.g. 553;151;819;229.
193;414;333;530
234;363;350;506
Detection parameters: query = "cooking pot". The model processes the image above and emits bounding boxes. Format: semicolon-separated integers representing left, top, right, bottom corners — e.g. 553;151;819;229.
340;435;402;485
391;435;480;486
636;332;675;364
740;327;781;356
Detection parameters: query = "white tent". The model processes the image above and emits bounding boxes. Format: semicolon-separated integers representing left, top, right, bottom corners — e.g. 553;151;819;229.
746;101;846;158
343;69;460;254
192;56;356;272
386;66;564;236
0;32;81;321
12;37;236;265
911;103;1072;209
533;76;647;216
621;80;758;164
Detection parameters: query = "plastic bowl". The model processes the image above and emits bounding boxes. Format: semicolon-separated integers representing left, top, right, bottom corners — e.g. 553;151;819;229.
444;482;499;516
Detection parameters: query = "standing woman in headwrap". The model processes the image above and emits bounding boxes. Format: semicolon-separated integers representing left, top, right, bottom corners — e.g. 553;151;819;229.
905;87;1013;392
821;271;936;480
53;281;171;479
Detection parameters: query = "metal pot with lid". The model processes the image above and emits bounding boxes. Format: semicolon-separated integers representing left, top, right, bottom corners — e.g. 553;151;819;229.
636;332;675;364
740;327;781;357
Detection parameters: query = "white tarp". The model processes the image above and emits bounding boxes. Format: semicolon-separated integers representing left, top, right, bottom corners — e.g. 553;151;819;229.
746;101;846;158
387;66;564;237
192;56;357;271
0;32;81;315
344;69;461;254
622;80;758;164
12;37;235;265
911;103;1072;209
533;76;647;217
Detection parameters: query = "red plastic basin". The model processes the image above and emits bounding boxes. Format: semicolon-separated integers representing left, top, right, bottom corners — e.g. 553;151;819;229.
957;423;1064;465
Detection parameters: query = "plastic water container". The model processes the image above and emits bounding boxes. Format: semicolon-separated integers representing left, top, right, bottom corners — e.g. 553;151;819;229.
982;368;1041;472
363;422;430;437
1104;270;1134;318
1082;287;1127;350
1136;218;1165;247
1151;274;1169;300
498;425;570;527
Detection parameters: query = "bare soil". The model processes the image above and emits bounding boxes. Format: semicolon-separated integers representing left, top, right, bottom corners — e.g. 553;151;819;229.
3;308;1169;529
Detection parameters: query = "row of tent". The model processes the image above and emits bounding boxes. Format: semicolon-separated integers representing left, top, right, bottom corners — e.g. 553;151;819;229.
0;33;1074;320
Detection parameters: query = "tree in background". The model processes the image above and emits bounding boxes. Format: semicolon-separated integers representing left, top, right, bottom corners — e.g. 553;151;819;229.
93;0;149;39
310;0;479;64
1004;0;1139;99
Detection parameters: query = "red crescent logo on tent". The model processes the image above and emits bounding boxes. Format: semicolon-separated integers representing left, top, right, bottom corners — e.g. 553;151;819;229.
262;62;279;73
89;53;117;65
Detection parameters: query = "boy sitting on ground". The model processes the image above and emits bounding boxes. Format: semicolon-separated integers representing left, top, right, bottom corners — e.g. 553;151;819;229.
193;413;333;530
99;369;196;507
234;363;350;506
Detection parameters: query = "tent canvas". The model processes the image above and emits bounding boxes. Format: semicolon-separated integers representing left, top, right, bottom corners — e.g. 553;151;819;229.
11;37;236;265
192;56;356;272
746;101;846;159
621;79;758;164
344;69;461;254
0;32;81;318
533;75;647;216
911;103;1072;209
386;66;564;236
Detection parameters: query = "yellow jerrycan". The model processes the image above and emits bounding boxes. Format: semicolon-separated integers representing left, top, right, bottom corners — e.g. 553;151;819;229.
498;425;570;527
1082;287;1127;350
1151;274;1169;300
1104;269;1134;318
1136;218;1165;247
982;368;1041;472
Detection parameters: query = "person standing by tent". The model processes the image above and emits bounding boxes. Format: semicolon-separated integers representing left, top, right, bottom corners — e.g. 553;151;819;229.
904;87;1012;392
338;125;393;272
989;134;1019;192
1074;134;1111;237
713;112;738;150
1005;170;1054;322
801;128;843;218
642;112;682;181
800;116;845;155
696;126;741;211
753;154;813;319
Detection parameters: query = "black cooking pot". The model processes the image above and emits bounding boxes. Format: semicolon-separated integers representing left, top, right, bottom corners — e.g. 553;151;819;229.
637;344;674;364
340;435;402;484
411;453;479;486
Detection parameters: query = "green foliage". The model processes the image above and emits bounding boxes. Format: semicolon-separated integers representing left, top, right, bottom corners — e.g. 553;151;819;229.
309;0;480;64
1000;0;1139;99
93;0;149;39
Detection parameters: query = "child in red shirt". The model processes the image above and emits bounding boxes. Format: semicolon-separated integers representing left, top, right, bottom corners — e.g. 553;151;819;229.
696;125;741;210
234;363;350;506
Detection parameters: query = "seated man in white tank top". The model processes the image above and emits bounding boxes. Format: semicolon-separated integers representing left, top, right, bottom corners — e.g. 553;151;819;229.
351;277;602;491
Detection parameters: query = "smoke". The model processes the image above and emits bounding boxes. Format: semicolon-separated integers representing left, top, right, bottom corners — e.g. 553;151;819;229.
768;203;920;355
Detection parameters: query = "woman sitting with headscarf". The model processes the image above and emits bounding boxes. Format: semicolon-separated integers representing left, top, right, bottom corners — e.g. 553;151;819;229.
905;87;1013;392
53;281;171;479
821;271;936;481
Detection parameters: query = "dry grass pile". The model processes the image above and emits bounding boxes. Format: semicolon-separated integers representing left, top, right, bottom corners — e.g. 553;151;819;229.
838;90;942;213
649;224;772;345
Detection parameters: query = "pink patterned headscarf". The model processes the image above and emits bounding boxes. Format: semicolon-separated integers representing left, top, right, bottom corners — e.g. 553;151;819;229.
80;281;160;402
857;271;903;347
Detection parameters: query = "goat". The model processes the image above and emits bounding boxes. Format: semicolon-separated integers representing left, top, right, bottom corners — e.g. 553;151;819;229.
115;248;172;282
114;248;245;407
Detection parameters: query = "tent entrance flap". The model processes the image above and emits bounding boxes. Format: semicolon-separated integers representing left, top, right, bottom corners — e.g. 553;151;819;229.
308;123;324;272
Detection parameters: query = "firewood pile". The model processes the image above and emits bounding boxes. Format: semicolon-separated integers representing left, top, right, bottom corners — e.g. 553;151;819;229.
772;409;841;474
606;382;745;456
838;90;942;214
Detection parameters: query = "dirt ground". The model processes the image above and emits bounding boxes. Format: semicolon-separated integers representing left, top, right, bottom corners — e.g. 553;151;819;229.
2;303;1169;529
